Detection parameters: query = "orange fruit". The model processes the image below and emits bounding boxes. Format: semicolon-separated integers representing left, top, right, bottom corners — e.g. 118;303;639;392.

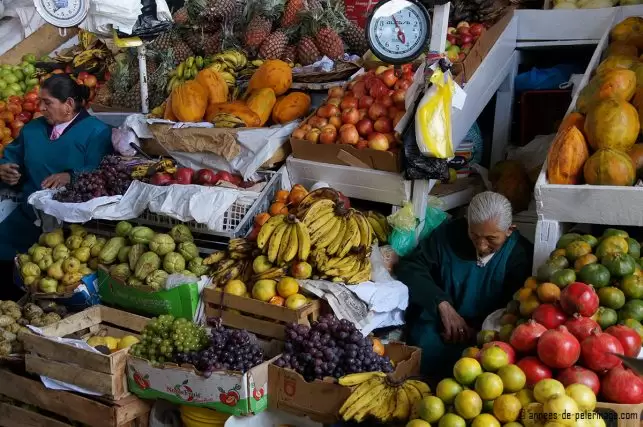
269;202;289;216
516;287;534;302
537;282;561;303
372;338;385;356
268;295;285;306
254;212;271;226
574;253;598;271
524;276;539;289
288;188;308;207
275;189;289;203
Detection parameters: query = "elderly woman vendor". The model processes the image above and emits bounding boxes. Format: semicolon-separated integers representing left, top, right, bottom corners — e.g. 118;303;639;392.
395;191;533;376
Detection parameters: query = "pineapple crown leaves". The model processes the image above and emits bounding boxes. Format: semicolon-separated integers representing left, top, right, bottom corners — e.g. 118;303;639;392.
244;0;285;24
299;4;345;37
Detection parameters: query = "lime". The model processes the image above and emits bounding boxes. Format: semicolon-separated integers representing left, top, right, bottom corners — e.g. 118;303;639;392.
475;373;504;400
581;234;598;248
480;345;509;372
602;252;637;277
557;233;582;249
551;269;576;288
497;364;526;393
597;286;626;309
619;299;643;322
566;240;592;262
439;413;467;427
595;307;618;329
454;390;483;419
472;413;501;427
578;263;611;288
437;378;464;404
603;228;629;239
534;378;565;403
537;263;562;282
516;389;535;407
418;396;445;423
628;238;641;258
493;394;522;423
12;70;24;81
621;274;643;299
21;54;36;63
549;256;570;269
18;81;25;91
453;357;483;385
0;80;7;91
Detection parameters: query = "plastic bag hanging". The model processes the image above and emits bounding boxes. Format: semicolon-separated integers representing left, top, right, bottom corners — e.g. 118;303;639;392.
387;202;419;257
419;196;449;241
415;68;456;159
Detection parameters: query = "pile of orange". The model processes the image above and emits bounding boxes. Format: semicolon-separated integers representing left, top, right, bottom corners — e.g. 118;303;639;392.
247;184;309;240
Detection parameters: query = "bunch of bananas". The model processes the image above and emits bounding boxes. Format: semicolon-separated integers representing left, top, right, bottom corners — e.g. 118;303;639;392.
210;113;246;129
166;56;206;94
204;238;257;287
54;41;111;73
312;249;371;285
206;50;248;92
130;158;177;179
256;215;311;266
338;372;431;423
365;211;391;244
251;265;289;282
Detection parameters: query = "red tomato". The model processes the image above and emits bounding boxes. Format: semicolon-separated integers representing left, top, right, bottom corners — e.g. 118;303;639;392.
7;103;21;115
78;71;90;81
16;112;32;123
0;101;6;112
22;102;35;113
7;96;21;105
10;121;24;138
0;112;14;123
24;92;38;103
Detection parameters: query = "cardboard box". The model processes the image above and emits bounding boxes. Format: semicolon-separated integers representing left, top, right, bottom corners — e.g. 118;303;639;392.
452;10;514;85
594;401;643;427
267;342;421;424
343;0;378;28
126;341;282;416
97;267;200;320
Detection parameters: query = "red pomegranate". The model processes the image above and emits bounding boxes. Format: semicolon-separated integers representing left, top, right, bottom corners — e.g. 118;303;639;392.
481;341;516;364
602;366;643;404
560;282;599;317
510;320;547;354
580;329;624;372
605;325;642;358
537;326;581;369
565;314;601;342
516;356;553;388
556;365;601;395
532;304;568;330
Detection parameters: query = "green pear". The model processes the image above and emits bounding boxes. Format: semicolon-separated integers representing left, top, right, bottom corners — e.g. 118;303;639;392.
72;247;91;263
62;257;80;274
39;277;58;293
52;244;69;262
47;261;64;280
37;255;53;271
65;235;83;250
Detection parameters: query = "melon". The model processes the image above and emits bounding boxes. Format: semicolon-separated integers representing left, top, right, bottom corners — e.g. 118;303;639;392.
583;148;636;186
610;17;643;50
628;143;643;177
584;98;640;151
576;70;637;114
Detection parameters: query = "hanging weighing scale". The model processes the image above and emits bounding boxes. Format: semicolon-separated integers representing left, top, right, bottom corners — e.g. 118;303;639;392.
365;0;431;65
34;0;90;35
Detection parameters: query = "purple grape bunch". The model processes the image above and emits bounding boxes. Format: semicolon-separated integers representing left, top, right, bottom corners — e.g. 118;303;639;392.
174;321;266;377
53;155;133;203
274;314;393;382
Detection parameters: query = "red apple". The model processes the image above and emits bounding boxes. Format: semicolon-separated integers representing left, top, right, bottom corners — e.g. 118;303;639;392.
351;81;367;97
457;21;470;28
328;115;342;129
457;26;471;37
328;86;345;98
340;97;358;110
384;133;397;144
292;127;306;139
356;139;368;149
327;97;341;107
341;107;360;125
374;117;393;133
368;79;389;98
460;34;473;44
356;119;374;136
368;103;388;121
78;71;90;81
84;75;98;88
469;23;485;37
317;105;334;118
367;132;389;151
319;125;338;144
461;43;473;54
392;89;406;107
305;129;321;143
446;34;458;45
458;52;466;61
309;116;328;129
379;69;398;88
339;124;359;145
376;95;393;108
358;108;368;121
395;79;412;91
359;96;374;109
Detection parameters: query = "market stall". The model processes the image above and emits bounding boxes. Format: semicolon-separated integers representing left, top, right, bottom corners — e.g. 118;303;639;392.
0;0;641;426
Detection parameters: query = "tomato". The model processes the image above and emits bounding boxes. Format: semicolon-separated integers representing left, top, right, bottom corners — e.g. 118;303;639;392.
0;112;14;123
16;112;32;123
7;96;21;105
0;101;6;112
22;102;35;113
0;128;10;139
7;103;21;115
24;92;38;103
78;71;90;81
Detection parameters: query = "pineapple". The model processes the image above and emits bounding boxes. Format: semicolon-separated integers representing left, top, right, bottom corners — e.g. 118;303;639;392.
93;84;112;106
281;0;305;27
149;29;194;65
301;8;345;60
296;36;320;65
109;58;132;108
259;30;289;60
243;0;284;51
124;81;142;110
183;29;221;55
172;6;189;25
450;0;509;25
341;20;368;56
281;44;297;62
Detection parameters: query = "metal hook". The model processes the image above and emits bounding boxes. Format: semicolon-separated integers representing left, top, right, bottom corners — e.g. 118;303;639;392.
59;27;67;37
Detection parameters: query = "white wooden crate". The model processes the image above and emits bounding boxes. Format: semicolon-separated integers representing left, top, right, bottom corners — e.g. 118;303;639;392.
515;9;615;42
534;5;643;227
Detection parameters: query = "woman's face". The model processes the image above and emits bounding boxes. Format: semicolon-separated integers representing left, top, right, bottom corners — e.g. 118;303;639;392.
39;88;74;124
468;219;513;257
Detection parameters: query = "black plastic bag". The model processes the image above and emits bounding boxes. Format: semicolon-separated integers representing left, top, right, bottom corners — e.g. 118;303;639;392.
116;0;172;39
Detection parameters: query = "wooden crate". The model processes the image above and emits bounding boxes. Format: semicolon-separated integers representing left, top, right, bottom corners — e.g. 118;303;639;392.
20;305;149;400
595;402;643;427
0;369;150;427
203;287;321;340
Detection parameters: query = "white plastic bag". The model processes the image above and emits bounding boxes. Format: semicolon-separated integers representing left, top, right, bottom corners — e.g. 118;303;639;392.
111;126;139;157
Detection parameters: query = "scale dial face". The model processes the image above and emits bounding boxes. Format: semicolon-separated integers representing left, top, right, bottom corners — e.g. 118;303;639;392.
366;0;430;64
35;0;88;27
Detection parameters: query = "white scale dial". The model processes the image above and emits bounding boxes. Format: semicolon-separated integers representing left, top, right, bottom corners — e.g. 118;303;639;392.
35;0;88;28
366;0;430;64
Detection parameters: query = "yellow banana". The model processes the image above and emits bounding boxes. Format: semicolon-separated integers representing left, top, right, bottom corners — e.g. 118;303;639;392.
403;382;423;420
267;222;289;263
210;259;236;275
185;56;195;68
302;199;336;226
312;249;328;269
295;221;311;261
253;266;288;280
325;258;358;277
391;386;411;422
314;221;341;249
338;216;359;258
209;62;226;72
283;224;299;263
338;372;386;387
251;59;264;67
308;211;335;235
376;386;400;423
326;217;347;256
406;379;431;396
340;378;387;418
354;213;372;249
347;266;371;285
203;250;226;265
310;216;339;245
176;62;186;78
367;215;387;243
354;386;395;422
256;214;286;249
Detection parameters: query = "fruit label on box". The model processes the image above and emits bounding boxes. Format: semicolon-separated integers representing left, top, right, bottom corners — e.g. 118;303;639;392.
344;0;377;28
127;357;268;416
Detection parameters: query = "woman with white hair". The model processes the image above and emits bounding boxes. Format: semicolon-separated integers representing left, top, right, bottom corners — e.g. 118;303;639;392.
395;191;533;377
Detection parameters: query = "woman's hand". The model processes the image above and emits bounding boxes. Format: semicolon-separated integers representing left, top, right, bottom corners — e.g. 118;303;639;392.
438;301;475;344
0;163;21;185
42;172;71;189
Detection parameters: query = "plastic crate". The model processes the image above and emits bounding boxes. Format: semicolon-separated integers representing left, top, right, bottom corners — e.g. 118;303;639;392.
130;168;283;239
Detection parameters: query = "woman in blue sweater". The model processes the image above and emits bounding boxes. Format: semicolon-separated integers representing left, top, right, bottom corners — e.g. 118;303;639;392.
0;74;112;295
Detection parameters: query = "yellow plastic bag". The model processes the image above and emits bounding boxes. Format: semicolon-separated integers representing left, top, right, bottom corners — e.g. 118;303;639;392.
415;69;455;159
